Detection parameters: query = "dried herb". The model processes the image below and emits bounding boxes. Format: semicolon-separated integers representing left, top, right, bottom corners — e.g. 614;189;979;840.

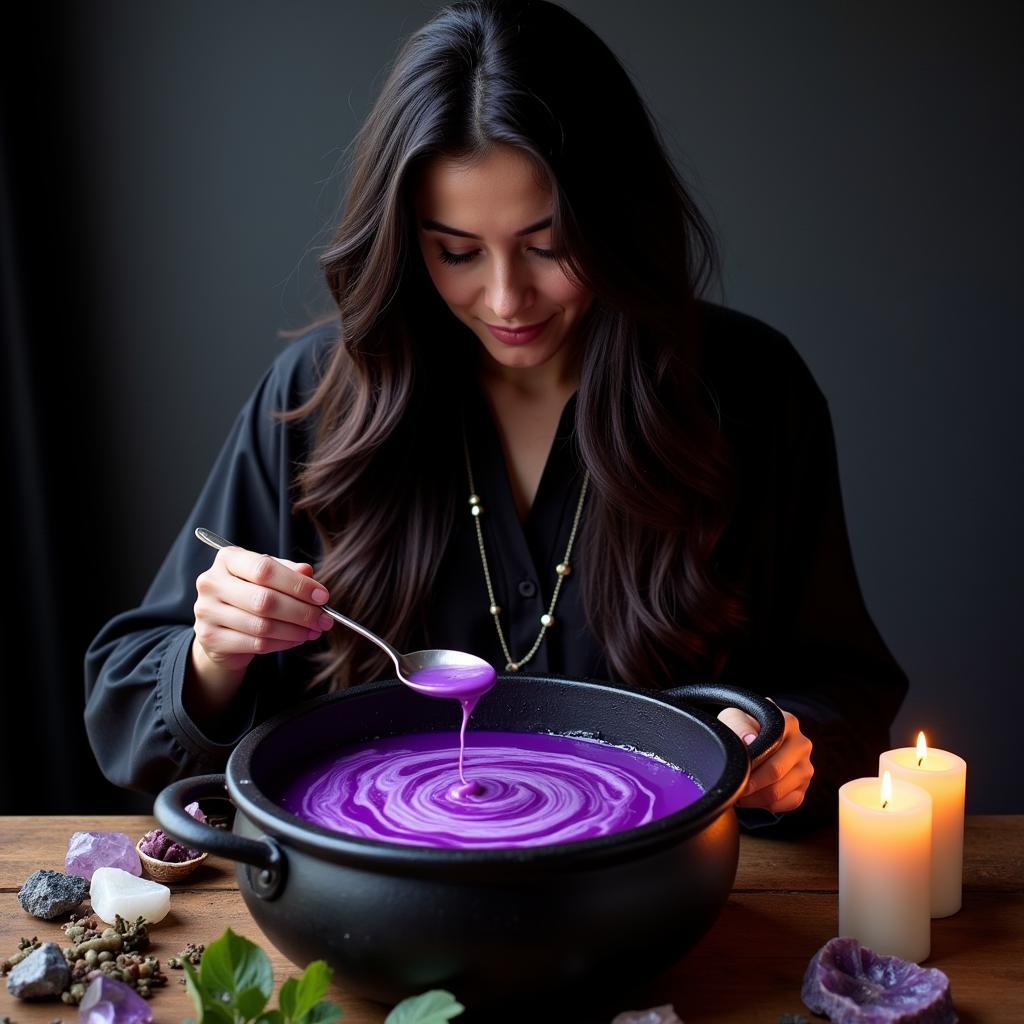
66;949;167;1002
63;916;98;945
0;937;41;974
168;944;205;969
113;917;150;954
61;914;149;958
46;914;162;1005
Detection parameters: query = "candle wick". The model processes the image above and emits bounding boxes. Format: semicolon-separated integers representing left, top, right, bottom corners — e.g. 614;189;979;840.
881;799;888;809
917;757;923;766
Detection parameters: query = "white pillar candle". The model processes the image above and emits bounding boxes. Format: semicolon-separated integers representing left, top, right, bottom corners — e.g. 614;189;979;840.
838;771;932;963
880;732;967;918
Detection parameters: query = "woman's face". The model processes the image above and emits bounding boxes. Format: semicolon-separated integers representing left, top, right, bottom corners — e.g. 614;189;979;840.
415;146;593;381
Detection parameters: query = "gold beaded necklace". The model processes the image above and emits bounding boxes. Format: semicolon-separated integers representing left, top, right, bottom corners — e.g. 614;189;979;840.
463;434;589;672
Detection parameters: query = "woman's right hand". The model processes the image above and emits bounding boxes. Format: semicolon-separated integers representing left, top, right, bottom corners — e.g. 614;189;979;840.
189;545;333;699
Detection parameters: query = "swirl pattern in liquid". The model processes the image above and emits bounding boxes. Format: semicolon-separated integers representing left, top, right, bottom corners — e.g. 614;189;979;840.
276;730;703;849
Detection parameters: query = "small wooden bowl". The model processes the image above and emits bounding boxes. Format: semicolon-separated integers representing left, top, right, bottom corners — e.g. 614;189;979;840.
136;837;208;882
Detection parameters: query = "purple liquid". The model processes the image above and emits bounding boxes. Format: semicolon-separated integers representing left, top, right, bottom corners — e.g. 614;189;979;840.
275;730;704;850
406;663;497;789
405;663;497;700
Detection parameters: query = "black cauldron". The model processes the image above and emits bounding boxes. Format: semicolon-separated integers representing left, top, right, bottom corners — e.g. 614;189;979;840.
155;676;783;1018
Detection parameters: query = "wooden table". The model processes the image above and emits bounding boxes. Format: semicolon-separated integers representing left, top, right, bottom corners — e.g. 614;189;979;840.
2;816;1021;1023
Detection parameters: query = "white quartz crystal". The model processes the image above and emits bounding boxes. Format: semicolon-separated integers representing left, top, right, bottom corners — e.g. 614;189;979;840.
89;866;170;924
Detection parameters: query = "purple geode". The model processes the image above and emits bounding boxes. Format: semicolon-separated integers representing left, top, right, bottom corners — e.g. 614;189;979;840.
79;974;152;1024
138;801;205;862
801;937;957;1023
611;1007;682;1024
137;830;202;862
65;832;141;881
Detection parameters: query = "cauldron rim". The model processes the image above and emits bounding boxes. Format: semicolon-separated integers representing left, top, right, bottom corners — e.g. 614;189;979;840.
222;674;751;871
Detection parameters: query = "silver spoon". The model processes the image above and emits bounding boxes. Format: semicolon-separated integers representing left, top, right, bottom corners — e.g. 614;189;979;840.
194;527;496;698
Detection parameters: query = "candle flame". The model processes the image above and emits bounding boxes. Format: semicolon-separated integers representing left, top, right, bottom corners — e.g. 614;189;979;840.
916;731;928;766
881;770;893;809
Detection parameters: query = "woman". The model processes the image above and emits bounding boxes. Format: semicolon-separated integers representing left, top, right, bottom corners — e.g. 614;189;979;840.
85;0;907;831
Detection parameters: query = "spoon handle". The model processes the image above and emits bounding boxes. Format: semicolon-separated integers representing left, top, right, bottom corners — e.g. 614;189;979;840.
193;527;405;673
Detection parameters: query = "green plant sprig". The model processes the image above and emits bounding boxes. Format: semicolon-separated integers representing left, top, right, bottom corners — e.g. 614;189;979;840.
181;928;463;1024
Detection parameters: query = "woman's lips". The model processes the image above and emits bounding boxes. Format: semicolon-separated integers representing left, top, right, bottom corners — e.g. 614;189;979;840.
484;314;555;346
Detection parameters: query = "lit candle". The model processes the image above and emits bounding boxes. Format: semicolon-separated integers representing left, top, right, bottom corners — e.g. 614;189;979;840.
838;770;932;963
880;732;967;917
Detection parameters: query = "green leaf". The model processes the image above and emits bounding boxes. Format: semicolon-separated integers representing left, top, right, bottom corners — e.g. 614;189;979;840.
278;977;299;1021
204;1002;240;1024
183;959;237;1024
201;929;274;1005
236;985;271;1021
183;959;205;1019
184;929;342;1024
290;961;333;1020
296;1002;343;1024
384;991;464;1024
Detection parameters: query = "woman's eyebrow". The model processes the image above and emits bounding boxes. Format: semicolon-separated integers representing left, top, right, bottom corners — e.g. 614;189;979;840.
419;216;552;239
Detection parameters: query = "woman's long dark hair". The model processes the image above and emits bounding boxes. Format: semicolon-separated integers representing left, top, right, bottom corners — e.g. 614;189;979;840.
281;0;746;690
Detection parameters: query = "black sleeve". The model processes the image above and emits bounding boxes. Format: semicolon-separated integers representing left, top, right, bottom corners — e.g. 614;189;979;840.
83;328;332;795
737;366;909;835
778;395;909;830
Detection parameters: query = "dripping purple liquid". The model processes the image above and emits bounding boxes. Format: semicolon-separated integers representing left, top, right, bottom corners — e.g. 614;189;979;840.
405;663;496;797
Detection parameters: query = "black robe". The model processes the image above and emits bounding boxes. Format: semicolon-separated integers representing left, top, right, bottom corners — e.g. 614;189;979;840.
84;301;908;833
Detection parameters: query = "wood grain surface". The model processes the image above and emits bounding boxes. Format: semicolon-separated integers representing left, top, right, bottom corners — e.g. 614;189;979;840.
1;816;1021;1023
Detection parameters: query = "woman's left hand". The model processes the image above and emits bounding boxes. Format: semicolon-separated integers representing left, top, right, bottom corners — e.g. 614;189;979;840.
717;702;814;813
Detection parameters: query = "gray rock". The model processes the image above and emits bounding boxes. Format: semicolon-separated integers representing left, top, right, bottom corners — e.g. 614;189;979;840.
6;943;70;999
17;869;89;920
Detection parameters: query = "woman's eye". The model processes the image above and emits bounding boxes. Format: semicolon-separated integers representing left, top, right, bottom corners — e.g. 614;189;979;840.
437;247;557;266
438;249;477;265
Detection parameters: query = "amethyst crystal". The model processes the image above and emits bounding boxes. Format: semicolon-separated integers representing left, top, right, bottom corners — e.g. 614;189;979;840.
65;832;141;881
611;1007;683;1024
79;975;153;1024
138;801;205;862
801;937;957;1023
183;801;206;823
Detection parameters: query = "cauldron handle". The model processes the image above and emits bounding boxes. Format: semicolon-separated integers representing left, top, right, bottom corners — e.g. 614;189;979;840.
154;773;283;872
661;684;786;769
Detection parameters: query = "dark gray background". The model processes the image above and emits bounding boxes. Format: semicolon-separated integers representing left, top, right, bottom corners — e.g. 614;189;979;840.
14;2;1020;812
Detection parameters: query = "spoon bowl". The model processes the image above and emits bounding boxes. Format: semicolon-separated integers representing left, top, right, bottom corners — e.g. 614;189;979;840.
194;527;496;700
386;646;496;699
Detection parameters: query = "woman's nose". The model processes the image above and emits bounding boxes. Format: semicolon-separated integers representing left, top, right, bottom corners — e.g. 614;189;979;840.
486;262;534;321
